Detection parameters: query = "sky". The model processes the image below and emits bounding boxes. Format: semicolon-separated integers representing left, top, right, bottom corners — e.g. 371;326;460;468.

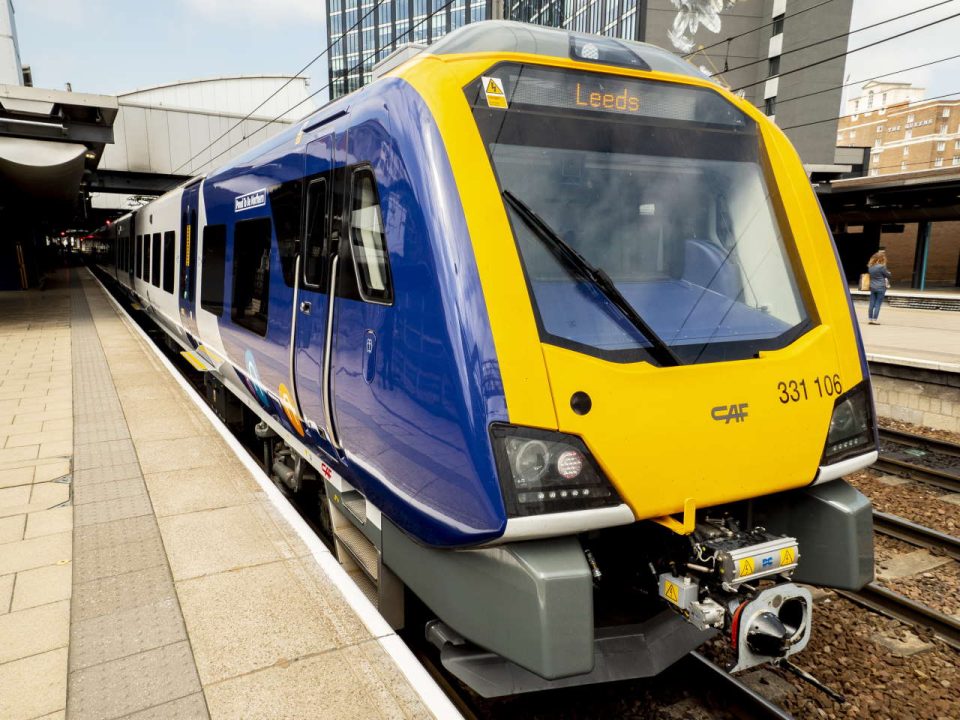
11;0;960;116
14;0;328;101
840;0;960;109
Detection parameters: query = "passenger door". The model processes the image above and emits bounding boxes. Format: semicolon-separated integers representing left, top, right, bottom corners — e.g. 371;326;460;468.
179;182;201;340
292;135;340;447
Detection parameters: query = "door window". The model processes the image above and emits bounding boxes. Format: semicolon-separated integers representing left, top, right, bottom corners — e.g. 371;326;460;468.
231;218;272;336
348;169;392;304
135;236;143;279
201;225;226;316
302;178;327;288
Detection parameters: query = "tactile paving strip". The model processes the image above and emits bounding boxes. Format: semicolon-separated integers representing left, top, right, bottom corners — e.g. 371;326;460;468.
67;273;209;719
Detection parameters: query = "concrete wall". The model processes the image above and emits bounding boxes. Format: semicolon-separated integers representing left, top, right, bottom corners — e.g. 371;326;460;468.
774;0;853;166
873;375;960;433
644;0;767;107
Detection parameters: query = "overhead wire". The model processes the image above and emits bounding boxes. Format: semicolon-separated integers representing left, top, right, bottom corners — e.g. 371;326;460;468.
779;88;960;132
172;0;389;175
683;0;838;58
731;1;960;92
188;0;459;176
773;52;960;110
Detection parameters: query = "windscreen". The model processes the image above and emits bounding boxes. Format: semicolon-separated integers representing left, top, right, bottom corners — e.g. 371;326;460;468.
469;64;811;365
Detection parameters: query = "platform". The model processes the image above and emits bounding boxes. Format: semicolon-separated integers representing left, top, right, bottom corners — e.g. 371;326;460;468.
0;269;456;720
856;302;960;373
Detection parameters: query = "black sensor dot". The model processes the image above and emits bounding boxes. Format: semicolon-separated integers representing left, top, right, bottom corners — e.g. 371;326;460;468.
570;391;592;415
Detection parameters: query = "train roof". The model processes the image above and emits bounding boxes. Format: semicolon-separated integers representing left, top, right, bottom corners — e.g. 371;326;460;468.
425;21;708;80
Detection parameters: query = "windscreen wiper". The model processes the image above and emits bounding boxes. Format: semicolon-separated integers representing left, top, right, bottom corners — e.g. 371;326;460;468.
502;190;681;367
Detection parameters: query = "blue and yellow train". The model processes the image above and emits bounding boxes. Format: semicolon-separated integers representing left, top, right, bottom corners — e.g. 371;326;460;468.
97;21;878;696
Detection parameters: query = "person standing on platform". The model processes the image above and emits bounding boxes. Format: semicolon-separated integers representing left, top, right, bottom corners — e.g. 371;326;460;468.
867;250;892;324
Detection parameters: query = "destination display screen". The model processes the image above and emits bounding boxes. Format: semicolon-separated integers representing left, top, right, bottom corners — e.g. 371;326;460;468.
474;64;750;128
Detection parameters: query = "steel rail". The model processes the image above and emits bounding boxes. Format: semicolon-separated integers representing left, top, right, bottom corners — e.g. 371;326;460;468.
684;652;797;720
836;584;960;651
872;454;960;494
873;510;960;562
879;427;960;459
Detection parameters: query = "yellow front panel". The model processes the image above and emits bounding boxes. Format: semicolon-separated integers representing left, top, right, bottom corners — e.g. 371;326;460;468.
394;50;867;519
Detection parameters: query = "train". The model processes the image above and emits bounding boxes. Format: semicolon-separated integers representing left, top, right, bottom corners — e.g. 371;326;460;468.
94;21;878;697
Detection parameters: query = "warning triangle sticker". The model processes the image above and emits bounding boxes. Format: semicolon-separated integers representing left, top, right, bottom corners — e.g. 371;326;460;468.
485;78;503;95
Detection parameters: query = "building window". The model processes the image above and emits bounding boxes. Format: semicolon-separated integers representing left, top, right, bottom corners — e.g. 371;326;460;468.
231;218;273;336
900;162;907;171
903;146;909;156
882;93;887;106
937;141;946;151
874;138;882;148
771;14;784;35
768;56;780;77
876;125;883;133
935;157;944;167
953;156;960;166
907;113;915;122
940;123;949;134
162;231;175;293
867;91;874;109
905;130;912;139
349;168;393;304
849;129;856;139
764;96;776;116
944;108;951;118
201;225;226;316
870;169;879;177
151;233;161;288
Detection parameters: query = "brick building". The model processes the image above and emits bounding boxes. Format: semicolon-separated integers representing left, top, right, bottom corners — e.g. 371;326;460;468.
837;81;960;177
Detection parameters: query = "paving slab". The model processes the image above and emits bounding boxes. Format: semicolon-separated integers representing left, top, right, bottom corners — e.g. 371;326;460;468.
871;629;935;657
10;562;72;611
939;493;960;506
876;549;953;581
874;474;912;487
0;648;68;720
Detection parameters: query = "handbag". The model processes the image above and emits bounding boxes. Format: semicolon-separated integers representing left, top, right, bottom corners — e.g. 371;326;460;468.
859;273;870;291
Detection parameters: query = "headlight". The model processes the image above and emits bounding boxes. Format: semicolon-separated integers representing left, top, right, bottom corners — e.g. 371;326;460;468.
491;424;622;517
821;382;875;465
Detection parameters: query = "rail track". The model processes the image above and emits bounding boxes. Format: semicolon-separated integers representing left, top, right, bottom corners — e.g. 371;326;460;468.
837;583;960;651
876;427;960;493
873;510;960;561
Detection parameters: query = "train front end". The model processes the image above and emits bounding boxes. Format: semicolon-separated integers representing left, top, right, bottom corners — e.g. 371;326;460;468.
392;23;878;695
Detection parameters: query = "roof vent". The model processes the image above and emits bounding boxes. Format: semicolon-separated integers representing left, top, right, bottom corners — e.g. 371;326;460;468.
372;43;428;81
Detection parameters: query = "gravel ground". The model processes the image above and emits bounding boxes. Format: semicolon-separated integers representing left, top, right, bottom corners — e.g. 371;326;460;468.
871;535;960;617
706;595;960;720
846;470;958;536
882;418;960;446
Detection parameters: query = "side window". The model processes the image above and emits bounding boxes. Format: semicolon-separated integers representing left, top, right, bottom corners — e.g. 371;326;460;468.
231;218;272;336
135;235;142;279
200;225;226;316
302;178;327;288
348;169;392;304
163;231;176;293
151;233;161;288
143;234;151;284
269;180;302;288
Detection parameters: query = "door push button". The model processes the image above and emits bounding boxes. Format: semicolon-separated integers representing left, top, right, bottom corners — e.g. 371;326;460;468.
300;301;312;314
362;329;377;385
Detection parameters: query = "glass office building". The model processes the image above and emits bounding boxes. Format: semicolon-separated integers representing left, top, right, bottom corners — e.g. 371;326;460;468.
326;0;647;98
